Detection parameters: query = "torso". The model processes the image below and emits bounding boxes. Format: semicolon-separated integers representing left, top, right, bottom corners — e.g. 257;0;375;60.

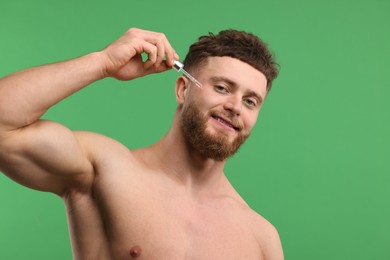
63;139;272;260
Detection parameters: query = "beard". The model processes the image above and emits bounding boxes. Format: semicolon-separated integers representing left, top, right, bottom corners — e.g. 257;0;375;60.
180;102;250;161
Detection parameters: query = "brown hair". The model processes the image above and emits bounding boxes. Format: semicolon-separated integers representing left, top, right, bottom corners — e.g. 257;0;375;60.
183;29;279;91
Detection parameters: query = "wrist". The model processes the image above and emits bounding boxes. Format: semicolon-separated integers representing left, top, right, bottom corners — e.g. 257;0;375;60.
88;51;109;80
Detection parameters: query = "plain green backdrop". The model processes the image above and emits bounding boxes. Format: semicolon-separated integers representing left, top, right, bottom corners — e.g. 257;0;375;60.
1;0;389;259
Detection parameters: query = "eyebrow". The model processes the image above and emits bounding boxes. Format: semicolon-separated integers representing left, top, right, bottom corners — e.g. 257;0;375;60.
209;76;264;104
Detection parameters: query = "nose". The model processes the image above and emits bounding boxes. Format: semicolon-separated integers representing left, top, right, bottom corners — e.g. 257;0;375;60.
223;95;242;116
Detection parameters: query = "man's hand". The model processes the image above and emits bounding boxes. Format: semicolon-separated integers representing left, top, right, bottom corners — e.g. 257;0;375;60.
100;28;179;81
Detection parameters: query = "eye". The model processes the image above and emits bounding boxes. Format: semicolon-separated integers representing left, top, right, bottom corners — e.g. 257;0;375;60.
243;98;257;108
214;85;229;93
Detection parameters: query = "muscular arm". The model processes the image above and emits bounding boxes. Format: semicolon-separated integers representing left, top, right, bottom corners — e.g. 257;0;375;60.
0;28;178;196
0;53;104;195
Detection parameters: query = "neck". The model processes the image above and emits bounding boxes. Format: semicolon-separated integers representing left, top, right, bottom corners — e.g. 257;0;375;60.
146;111;228;191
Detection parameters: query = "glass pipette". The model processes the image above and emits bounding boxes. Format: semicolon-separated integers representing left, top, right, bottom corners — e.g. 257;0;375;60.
173;61;202;88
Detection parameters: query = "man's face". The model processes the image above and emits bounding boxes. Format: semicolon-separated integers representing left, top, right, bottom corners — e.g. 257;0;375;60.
180;56;268;161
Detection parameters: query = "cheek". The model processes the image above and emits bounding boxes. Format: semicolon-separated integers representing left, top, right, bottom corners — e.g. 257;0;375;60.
201;87;226;104
243;113;259;132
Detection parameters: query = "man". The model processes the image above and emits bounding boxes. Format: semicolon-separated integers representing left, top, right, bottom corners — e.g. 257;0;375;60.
0;28;283;259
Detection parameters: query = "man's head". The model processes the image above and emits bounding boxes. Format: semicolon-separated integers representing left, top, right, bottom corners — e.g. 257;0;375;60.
175;30;277;161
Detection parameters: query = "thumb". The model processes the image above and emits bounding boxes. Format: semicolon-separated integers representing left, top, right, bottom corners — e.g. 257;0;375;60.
143;60;172;75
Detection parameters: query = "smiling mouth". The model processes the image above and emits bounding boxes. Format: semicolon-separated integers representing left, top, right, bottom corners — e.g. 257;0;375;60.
212;116;240;131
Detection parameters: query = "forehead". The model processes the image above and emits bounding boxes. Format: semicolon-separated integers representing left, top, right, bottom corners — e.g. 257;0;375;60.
197;56;268;96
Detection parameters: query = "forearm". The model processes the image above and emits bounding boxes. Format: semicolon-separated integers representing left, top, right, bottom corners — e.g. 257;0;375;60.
0;28;178;132
0;52;106;131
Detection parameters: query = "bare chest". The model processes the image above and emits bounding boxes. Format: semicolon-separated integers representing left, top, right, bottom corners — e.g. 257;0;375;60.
107;183;261;259
66;174;263;259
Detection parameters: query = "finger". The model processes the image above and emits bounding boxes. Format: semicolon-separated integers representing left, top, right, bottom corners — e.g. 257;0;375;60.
143;60;171;76
126;29;177;68
173;52;180;62
162;40;177;67
141;42;158;69
144;31;177;67
154;40;165;69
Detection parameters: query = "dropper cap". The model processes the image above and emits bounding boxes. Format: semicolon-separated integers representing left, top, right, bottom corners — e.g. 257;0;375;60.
173;60;184;72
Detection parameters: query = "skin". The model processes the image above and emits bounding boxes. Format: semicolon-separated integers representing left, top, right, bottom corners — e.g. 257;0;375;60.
0;28;284;259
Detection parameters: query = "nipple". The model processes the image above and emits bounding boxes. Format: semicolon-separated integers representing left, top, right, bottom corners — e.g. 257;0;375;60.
130;245;142;258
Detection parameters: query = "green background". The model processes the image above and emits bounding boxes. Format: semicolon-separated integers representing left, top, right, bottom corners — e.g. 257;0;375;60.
1;0;389;259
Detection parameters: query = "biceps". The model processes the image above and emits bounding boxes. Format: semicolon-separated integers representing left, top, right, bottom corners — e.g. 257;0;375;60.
0;120;93;194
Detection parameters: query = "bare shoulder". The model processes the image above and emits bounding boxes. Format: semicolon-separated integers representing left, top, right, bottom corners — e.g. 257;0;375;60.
223;185;284;260
74;131;131;154
74;130;136;165
245;206;284;260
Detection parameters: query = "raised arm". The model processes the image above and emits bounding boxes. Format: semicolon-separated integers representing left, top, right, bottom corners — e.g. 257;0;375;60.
0;28;178;196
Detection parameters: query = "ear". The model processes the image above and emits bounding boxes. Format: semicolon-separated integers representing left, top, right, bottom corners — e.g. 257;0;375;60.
175;76;189;105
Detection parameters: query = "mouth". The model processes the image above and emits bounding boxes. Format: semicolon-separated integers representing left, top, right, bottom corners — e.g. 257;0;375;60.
211;115;240;131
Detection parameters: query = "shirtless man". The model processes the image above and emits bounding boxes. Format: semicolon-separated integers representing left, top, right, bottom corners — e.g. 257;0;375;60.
0;28;283;259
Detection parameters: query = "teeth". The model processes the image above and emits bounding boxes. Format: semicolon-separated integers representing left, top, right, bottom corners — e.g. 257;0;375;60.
216;117;234;128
